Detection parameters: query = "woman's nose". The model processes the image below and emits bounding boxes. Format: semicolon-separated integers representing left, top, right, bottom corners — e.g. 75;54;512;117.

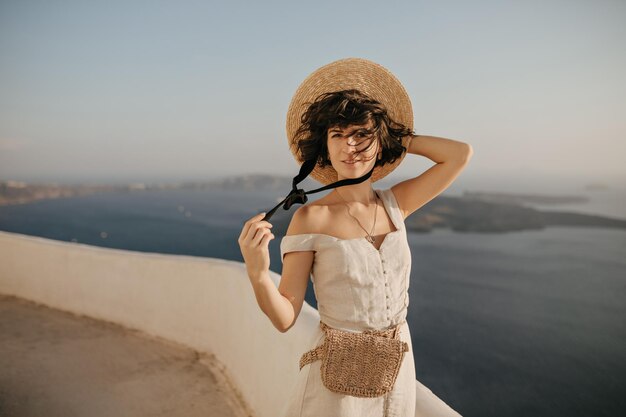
343;144;358;156
344;135;359;149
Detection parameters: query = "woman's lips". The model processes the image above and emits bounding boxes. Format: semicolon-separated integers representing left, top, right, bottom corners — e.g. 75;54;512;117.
343;159;360;165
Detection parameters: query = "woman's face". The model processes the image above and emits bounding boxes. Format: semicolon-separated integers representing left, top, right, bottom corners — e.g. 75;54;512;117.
326;119;381;180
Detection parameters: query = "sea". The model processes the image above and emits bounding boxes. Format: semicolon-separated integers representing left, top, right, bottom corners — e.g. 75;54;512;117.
0;186;624;417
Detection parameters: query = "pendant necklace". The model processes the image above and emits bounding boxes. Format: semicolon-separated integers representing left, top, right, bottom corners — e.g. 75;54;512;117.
335;189;379;244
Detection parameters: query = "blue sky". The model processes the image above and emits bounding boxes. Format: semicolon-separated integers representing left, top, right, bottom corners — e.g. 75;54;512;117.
1;0;624;193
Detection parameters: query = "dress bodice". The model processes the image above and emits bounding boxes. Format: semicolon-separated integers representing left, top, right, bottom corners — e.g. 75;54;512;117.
280;188;412;331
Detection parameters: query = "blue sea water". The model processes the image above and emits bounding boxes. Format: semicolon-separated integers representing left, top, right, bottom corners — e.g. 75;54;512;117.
0;188;624;417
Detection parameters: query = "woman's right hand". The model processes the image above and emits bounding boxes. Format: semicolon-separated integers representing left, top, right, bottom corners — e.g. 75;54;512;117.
238;212;275;279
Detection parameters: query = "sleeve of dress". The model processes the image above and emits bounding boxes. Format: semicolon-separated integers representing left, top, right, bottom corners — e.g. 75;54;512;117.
280;234;317;262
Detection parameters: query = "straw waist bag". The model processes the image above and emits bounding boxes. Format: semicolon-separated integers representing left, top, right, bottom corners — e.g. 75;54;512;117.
299;320;409;398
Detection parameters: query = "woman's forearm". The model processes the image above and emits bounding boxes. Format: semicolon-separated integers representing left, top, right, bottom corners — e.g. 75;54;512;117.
250;270;293;333
407;134;472;163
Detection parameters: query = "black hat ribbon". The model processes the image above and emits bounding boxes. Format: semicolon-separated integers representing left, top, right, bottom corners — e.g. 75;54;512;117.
262;160;376;222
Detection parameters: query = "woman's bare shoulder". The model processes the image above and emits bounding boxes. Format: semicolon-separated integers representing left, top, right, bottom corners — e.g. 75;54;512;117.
286;195;334;235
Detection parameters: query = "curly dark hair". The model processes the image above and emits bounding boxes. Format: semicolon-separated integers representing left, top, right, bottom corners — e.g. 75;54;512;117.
293;89;414;169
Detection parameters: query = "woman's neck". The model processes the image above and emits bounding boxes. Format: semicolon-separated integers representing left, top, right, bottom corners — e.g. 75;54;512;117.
332;181;377;205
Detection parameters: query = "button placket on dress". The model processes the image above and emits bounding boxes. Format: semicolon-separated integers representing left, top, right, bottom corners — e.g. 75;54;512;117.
376;248;411;326
381;257;392;321
371;189;401;325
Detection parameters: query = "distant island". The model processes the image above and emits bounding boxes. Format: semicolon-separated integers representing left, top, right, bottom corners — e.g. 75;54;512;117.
1;176;625;233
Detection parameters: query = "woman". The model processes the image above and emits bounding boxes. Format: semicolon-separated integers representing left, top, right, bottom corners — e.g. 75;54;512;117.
239;58;471;416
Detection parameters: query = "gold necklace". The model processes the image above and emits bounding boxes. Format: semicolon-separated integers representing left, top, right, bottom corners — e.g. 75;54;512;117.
335;189;379;244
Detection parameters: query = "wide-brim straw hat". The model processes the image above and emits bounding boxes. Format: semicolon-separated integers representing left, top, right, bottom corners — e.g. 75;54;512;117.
286;57;414;185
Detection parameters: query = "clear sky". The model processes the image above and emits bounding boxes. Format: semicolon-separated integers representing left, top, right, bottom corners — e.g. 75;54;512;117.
1;0;624;193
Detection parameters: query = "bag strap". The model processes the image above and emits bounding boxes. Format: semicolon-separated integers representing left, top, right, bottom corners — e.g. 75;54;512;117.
299;342;326;370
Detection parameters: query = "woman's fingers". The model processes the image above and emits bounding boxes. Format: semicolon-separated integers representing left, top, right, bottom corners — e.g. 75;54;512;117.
262;231;275;246
248;222;273;245
252;227;273;247
239;212;265;242
239;213;273;244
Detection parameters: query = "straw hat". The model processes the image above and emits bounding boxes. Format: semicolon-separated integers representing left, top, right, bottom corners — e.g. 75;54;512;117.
286;57;414;185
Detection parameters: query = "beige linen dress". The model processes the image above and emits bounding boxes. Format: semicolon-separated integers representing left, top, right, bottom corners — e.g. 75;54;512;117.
278;187;416;417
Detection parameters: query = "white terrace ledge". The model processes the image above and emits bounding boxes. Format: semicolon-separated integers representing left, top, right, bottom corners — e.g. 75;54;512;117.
0;230;460;417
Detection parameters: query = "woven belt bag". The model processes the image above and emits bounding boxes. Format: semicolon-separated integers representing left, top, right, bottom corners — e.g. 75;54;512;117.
299;320;409;398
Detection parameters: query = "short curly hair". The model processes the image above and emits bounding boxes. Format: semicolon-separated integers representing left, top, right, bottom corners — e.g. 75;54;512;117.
293;89;413;169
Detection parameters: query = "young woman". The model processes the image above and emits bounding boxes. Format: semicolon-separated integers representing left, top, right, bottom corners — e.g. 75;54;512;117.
239;58;471;417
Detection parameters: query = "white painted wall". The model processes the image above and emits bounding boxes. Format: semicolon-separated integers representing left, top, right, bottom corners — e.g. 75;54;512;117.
0;230;462;417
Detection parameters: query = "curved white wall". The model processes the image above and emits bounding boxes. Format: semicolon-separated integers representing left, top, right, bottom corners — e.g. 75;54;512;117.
0;230;461;417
